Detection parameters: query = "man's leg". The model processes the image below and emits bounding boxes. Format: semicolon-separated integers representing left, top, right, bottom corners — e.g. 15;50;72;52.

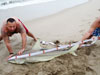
26;31;37;41
87;35;93;39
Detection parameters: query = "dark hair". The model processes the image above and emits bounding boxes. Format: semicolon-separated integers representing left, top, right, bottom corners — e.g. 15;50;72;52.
7;18;15;23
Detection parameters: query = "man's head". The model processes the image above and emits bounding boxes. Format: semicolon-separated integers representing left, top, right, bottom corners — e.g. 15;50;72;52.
6;18;17;32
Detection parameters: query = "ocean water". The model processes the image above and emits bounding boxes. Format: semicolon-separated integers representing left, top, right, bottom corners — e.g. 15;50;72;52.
0;0;56;9
0;0;88;25
0;0;88;10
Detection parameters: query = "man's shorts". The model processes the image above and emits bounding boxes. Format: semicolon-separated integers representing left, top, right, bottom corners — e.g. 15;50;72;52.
92;28;100;36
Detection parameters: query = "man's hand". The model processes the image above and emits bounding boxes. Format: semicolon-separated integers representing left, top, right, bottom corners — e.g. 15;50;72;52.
17;49;25;55
34;38;37;41
6;53;14;61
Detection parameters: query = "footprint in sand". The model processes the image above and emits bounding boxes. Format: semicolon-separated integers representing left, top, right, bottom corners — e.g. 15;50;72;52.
72;72;85;75
86;67;97;75
85;47;92;56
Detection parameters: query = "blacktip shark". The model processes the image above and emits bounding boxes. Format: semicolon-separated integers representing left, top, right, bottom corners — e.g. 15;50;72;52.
8;37;98;64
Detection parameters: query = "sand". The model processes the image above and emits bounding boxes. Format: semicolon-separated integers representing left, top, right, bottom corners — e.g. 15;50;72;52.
0;0;100;75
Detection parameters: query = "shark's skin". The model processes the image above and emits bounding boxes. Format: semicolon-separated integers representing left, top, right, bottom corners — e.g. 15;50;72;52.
8;44;79;64
32;40;42;50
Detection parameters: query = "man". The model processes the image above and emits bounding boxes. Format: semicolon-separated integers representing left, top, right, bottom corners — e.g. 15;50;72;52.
0;17;37;57
81;17;100;41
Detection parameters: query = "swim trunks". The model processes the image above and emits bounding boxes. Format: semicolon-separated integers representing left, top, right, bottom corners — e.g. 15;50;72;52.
92;28;100;36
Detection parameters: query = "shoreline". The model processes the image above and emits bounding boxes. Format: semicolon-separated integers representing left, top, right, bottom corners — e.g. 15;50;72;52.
0;0;88;25
0;0;56;9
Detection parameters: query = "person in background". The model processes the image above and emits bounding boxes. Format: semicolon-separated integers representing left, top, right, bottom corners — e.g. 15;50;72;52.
81;17;100;41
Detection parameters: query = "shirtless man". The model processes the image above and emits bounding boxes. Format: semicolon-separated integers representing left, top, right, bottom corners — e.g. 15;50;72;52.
0;17;37;56
82;17;100;41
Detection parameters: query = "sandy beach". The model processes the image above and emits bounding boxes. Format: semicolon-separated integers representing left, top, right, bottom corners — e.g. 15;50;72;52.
0;0;100;75
23;0;100;42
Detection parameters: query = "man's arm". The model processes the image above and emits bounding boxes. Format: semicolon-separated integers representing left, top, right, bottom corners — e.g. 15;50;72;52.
1;28;13;54
17;32;26;55
27;31;37;41
20;31;26;50
4;36;13;54
17;24;27;55
81;27;95;41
